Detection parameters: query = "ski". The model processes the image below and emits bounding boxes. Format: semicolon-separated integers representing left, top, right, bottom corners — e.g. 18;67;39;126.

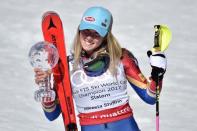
42;11;77;131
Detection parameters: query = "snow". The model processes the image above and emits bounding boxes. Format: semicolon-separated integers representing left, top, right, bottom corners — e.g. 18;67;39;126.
0;0;197;131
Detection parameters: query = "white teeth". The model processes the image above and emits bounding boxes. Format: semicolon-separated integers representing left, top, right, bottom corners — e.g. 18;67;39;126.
85;42;94;45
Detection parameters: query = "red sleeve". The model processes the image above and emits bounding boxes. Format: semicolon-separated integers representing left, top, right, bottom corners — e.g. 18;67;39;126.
121;48;148;88
121;48;162;95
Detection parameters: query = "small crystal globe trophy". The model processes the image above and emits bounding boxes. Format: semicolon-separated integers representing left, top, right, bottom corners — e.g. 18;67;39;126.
28;41;59;103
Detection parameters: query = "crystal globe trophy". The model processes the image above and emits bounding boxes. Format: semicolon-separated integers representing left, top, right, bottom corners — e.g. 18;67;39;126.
28;41;59;103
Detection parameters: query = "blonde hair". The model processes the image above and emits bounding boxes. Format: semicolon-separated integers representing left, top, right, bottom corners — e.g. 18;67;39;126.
72;30;122;76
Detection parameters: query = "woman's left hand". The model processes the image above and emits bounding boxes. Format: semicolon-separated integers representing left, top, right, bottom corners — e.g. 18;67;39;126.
148;51;167;81
149;51;167;70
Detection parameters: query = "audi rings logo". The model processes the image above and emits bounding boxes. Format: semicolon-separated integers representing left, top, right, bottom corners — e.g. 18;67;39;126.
71;66;124;88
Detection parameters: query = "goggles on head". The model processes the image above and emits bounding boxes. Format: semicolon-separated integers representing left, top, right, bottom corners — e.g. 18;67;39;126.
81;48;110;77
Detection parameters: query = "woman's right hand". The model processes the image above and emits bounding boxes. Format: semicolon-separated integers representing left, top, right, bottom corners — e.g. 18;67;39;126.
34;68;56;104
34;68;52;85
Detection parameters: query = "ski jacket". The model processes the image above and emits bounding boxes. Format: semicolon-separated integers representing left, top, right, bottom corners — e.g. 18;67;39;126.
42;48;162;125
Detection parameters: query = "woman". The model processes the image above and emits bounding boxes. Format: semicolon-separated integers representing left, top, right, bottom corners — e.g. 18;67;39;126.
34;6;167;131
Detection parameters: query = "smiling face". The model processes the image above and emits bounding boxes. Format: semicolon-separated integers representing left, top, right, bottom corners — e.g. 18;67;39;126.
80;29;104;54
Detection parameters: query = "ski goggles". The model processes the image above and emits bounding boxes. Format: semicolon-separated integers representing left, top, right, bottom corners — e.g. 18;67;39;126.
81;48;110;76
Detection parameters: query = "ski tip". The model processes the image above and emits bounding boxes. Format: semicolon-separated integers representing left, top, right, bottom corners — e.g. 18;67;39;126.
42;11;59;20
